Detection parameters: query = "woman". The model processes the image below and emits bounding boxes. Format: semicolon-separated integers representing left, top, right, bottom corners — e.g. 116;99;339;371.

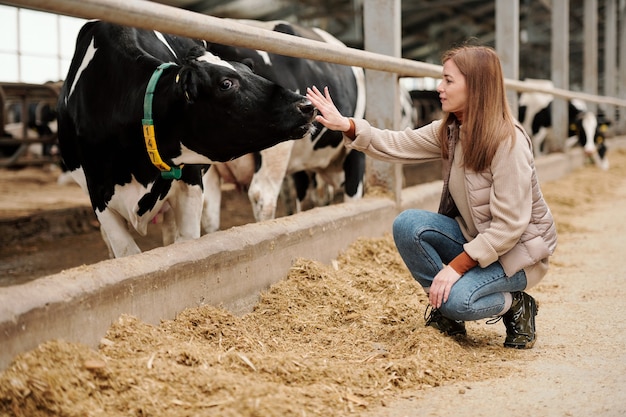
306;45;557;349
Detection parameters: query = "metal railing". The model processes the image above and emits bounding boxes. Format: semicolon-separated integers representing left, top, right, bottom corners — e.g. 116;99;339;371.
3;0;625;109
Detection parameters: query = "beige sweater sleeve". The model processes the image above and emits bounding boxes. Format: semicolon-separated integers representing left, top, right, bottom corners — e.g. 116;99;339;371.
344;118;444;163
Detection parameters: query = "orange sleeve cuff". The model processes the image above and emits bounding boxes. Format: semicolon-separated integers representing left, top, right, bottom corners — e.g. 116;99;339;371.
448;251;478;275
344;118;356;139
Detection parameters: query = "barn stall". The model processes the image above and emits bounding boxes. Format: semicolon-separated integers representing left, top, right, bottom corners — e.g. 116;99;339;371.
1;0;626;376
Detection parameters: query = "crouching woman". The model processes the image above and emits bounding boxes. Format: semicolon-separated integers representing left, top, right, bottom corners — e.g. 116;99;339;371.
306;45;557;348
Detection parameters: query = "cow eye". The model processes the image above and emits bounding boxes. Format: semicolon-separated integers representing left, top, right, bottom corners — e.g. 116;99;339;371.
219;79;234;91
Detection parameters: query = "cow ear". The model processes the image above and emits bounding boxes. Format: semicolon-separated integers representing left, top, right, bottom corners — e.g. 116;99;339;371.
174;46;208;103
185;46;205;61
242;57;256;72
176;67;198;103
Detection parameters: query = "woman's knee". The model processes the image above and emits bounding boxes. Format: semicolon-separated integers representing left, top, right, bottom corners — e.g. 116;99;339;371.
439;293;470;321
440;288;507;322
393;209;429;239
393;210;425;253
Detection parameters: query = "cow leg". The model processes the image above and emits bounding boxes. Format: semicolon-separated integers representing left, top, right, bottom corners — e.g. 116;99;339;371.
167;181;203;243
342;150;365;201
564;136;579;149
532;127;549;155
280;174;300;216
596;142;609;170
306;172;337;209
588;143;609;171
97;209;141;258
311;173;336;207
589;151;609;170
248;140;294;222
201;166;222;233
99;227;115;259
285;171;332;214
160;203;176;246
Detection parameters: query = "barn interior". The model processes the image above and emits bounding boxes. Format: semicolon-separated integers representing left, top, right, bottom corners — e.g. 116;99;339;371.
153;0;614;92
1;0;626;391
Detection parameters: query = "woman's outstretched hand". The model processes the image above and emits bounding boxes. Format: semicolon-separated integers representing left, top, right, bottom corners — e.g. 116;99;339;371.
306;86;351;132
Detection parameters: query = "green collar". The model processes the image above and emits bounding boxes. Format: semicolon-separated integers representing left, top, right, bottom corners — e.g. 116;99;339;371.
142;62;182;180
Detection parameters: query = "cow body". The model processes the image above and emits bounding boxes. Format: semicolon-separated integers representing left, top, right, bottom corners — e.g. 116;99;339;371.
57;21;315;257
518;80;609;170
202;20;367;227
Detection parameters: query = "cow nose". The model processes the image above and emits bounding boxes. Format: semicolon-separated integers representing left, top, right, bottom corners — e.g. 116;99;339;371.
298;99;316;118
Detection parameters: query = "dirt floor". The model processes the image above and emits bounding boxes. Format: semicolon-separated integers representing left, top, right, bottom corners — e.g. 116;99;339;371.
0;149;625;416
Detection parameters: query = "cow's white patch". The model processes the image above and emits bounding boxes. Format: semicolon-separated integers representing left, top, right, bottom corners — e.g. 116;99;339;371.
201;166;223;233
172;144;216;165
352;66;367;119
68;166;88;194
256;50;272;66
580;111;598;154
570;98;587;112
165;180;204;243
198;52;235;70
154;30;178;59
67;37;97;102
95;175;204;257
106;178;160;236
249;140;295;221
96;207;142;258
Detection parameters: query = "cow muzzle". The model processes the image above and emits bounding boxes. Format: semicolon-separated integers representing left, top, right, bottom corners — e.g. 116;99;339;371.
290;99;316;139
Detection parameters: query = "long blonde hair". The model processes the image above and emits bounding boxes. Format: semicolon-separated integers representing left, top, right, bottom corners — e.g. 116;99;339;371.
438;45;517;172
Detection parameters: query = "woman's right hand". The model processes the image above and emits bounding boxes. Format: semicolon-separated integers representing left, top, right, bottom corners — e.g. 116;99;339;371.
306;86;351;132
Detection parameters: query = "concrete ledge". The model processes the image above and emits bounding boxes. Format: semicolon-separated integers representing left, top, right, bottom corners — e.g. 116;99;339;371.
0;194;404;370
1;136;624;370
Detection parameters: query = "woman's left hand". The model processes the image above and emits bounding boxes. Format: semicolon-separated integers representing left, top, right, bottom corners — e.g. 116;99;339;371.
429;265;461;308
306;86;351;132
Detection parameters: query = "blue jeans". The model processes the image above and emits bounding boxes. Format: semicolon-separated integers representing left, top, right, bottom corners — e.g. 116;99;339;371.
392;209;527;322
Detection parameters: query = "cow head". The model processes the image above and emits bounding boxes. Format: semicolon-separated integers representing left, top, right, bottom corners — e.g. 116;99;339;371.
572;110;610;170
151;48;316;165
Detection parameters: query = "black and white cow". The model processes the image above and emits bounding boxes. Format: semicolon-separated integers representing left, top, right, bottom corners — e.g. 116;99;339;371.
202;20;397;229
518;82;609;170
57;21;315;258
198;20;367;227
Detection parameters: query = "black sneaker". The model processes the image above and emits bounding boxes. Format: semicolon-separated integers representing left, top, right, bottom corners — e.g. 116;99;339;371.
502;291;538;349
424;305;466;336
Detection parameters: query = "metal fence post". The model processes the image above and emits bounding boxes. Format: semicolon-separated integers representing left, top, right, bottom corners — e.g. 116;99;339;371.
551;0;570;152
362;0;403;206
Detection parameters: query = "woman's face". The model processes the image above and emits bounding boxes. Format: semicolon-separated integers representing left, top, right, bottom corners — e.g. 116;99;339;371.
437;59;467;121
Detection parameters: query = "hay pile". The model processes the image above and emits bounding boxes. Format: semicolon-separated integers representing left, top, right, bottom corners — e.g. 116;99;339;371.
3;148;624;417
0;240;515;416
